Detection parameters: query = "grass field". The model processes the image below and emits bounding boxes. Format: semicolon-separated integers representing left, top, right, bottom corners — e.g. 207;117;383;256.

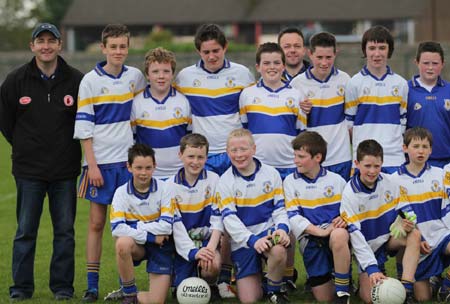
0;135;406;303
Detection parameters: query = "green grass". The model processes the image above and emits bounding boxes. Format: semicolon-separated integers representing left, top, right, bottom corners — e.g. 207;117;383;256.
0;135;409;303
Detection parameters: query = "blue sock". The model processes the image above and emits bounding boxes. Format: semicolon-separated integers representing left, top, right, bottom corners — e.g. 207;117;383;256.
401;279;414;293
443;272;450;290
122;278;137;295
335;272;350;294
265;277;283;293
218;264;232;284
396;262;403;280
87;262;100;291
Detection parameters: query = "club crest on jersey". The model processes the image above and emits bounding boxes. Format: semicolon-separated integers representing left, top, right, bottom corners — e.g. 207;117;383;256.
90;187;98;198
358;204;365;212
63;95;74;106
101;87;109;94
253;97;262;104
363;87;370;95
235;189;243;198
193;79;201;87
262;181;273;194
384;190;393;203
400;186;408;196
445;172;450;184
336;85;345;96
225;76;236;88
141;111;150;118
307;90;315;98
174;195;183;204
205;185;211;199
173;107;183;119
323;186;334;198
129;81;136;92
445;99;450;111
414;103;422;110
19;96;32;105
294;190;301;198
431;180;441;192
285;97;295;108
391;86;399;96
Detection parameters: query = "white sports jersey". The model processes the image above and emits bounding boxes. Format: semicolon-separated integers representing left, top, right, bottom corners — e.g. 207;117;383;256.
284;167;346;240
215;159;290;251
175;59;255;154
239;80;306;168
391;164;449;248
168;169;223;262
441;163;450;228
131;86;191;179
110;177;174;244
345;66;408;167
74;62;146;165
290;67;351;166
340;172;406;273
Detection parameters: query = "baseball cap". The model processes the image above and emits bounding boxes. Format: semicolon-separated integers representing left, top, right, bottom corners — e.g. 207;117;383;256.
31;23;61;39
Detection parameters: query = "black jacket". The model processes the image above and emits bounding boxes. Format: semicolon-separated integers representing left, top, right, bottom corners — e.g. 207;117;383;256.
0;56;83;181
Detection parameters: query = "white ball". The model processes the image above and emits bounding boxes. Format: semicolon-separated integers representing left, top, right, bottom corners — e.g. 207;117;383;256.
176;277;211;304
371;277;406;304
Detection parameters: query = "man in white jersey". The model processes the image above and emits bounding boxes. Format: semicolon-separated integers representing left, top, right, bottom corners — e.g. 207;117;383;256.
291;32;352;181
74;24;146;302
345;25;408;173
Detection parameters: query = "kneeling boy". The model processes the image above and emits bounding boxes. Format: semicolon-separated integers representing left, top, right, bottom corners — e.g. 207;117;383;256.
110;144;174;304
284;131;350;303
216;128;291;304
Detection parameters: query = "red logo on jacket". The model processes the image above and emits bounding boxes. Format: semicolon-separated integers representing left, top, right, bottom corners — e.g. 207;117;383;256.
19;96;32;105
64;95;74;106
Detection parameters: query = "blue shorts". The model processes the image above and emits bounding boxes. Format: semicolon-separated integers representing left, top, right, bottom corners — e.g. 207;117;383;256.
134;238;175;275
232;246;264;280
205;152;231;176
78;162;130;205
416;234;450;281
325;161;352;182
301;236;333;278
428;158;450;169
172;239;209;286
357;244;388;274
275;167;296;181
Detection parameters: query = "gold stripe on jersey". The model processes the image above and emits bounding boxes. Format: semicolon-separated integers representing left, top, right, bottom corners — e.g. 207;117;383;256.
240;104;300;115
78;92;134;108
285;194;342;209
310;96;344;107
132;117;192;129
176;197;213;213
346;197;399;223
110;206;160;222
174;85;245;97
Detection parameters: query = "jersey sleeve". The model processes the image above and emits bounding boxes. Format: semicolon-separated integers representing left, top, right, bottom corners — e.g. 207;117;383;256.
271;172;290;233
443;167;450;228
110;189;148;244
239;88;249;129
344;78;358;128
295;89;307;133
340;188;380;275
284;177;311;240
173;205;199;262
74;77;95;140
399;79;408;134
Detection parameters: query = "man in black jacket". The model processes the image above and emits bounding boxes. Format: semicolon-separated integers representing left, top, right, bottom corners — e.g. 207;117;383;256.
0;23;83;301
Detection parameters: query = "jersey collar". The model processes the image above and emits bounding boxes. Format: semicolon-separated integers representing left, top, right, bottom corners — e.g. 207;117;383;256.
350;172;382;194
143;85;176;104
257;78;291;93
174;168;208;188
232;157;262;181
127;177;158;199
397;162;431;178
410;74;445;88
304;66;338;83
196;58;230;74
94;61;128;79
360;65;393;81
293;166;327;183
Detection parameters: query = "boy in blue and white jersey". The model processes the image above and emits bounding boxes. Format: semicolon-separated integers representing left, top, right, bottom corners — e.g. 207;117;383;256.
407;41;450;168
110;143;174;304
169;134;223;295
74;24;146;301
391;127;450;302
284;131;350;303
290;32;352;181
131;47;191;179
216;128;291;304
175;24;254;176
239;42;306;180
340;139;421;303
345;25;408;173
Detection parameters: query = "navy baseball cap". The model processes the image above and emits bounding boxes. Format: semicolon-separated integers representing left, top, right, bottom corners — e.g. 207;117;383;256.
31;23;61;39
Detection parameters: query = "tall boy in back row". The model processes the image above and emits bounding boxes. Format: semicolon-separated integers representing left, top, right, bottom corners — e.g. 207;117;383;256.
74;24;146;301
345;25;408;173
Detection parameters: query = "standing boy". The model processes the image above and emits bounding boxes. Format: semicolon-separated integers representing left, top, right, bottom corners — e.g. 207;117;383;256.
169;134;223;295
390;127;450;302
340;139;421;303
407;41;450;168
284;131;351;303
74;24;147;301
110;143;174;304
131;47;191;179
290;32;352;181
175;23;254;176
345;25;408;173
216;128;291;304
0;23;83;301
239;42;306;180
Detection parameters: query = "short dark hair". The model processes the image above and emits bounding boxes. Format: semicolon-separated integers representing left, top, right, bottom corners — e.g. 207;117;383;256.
256;42;285;65
415;41;444;63
179;133;209;154
309;31;336;53
194;24;227;51
404;127;433;147
356;139;383;162
291;131;327;164
361;25;394;58
101;24;130;46
128;143;155;165
277;27;305;44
